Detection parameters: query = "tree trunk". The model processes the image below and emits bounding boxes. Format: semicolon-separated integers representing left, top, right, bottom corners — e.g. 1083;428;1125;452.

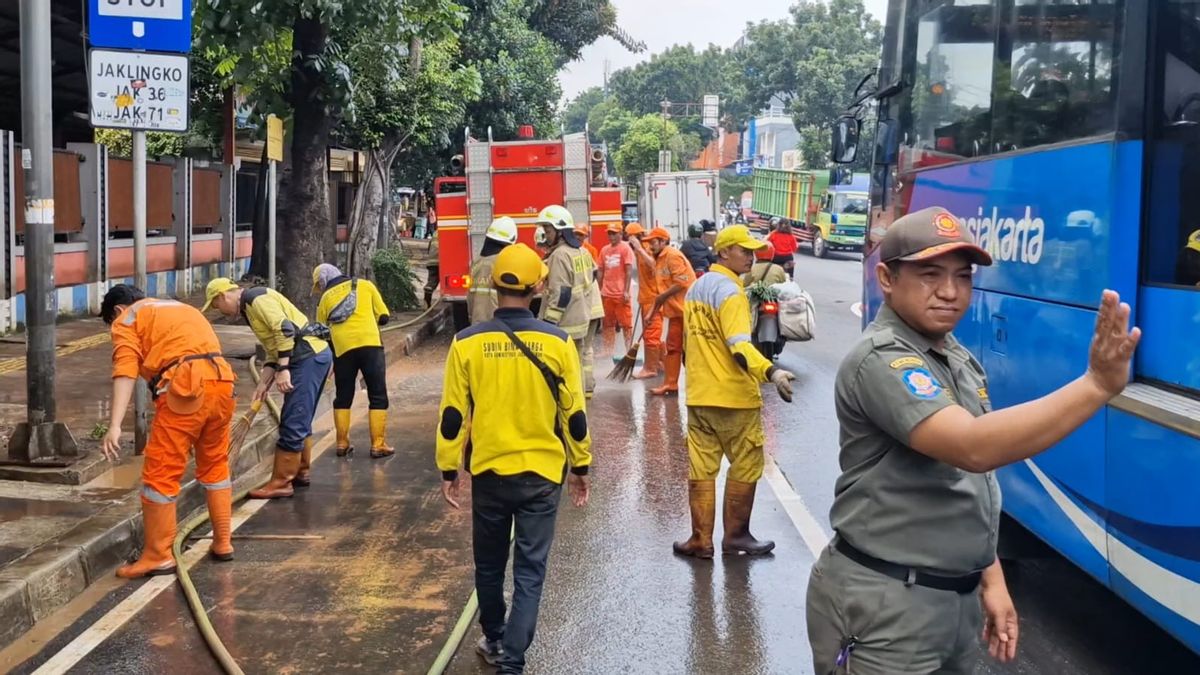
279;15;334;315
347;143;400;281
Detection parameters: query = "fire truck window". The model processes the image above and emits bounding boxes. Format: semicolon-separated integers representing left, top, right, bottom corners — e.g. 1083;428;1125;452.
904;0;997;162
990;0;1121;153
1147;0;1200;289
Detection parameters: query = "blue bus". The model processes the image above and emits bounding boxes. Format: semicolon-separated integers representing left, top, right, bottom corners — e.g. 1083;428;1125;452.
835;0;1200;653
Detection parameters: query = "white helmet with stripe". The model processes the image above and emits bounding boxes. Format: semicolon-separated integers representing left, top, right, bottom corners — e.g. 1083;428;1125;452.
485;216;518;244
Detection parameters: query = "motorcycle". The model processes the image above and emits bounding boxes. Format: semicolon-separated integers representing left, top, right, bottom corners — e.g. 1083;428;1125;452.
751;299;786;360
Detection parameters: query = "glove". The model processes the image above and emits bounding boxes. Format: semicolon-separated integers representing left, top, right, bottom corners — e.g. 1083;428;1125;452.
770;369;795;402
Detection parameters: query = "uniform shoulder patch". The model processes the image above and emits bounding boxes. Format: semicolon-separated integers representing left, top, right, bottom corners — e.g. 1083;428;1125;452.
889;356;925;370
977;387;990;400
901;368;943;399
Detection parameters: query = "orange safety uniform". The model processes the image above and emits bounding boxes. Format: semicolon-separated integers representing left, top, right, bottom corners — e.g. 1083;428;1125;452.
634;241;662;348
654;246;697;356
111;298;237;502
583;241;602;268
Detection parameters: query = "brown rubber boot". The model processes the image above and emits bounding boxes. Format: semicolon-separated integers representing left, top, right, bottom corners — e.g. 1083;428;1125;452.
334;409;354;457
722;479;775;555
369;410;395;458
673;480;716;558
247;449;300;499
650;351;682;396
206;487;235;561
294;437;313;486
117;499;178;578
632;345;661;380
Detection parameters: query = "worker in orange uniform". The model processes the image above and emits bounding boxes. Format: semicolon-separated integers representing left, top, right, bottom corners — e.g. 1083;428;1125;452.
99;284;238;577
645;227;697;396
598;223;635;355
625;223;663;379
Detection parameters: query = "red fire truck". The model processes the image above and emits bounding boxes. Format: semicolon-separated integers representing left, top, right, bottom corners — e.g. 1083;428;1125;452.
434;127;622;329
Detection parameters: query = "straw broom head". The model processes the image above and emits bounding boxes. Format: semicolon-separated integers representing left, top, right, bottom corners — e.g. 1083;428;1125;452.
227;399;264;459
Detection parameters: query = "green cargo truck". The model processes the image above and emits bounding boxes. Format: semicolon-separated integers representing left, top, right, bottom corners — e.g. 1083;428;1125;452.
750;168;870;258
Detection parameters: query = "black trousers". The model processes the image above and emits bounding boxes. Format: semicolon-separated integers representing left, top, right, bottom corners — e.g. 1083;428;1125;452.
472;471;562;675
332;346;388;410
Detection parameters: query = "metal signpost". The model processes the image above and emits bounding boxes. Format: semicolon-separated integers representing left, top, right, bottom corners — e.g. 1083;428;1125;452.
267;115;283;289
86;0;192;454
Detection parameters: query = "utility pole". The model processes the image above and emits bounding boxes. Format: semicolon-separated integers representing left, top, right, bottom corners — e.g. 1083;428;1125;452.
8;0;77;463
132;130;148;453
266;115;283;289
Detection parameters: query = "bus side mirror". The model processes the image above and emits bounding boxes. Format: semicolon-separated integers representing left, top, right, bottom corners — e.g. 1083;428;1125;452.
832;115;860;164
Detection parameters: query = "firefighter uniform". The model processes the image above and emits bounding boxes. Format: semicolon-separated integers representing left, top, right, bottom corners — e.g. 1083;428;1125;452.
468;217;520;324
626;223;664;378
648;228;696;396
108;294;238;577
676;229;781;559
437;243;591;673
540;233;598;394
313;264;393;459
203;278;332;498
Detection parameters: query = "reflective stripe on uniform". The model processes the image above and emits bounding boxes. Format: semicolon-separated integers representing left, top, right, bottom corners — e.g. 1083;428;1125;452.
200;478;232;491
726;333;751;346
121;298;184;326
142;485;177;503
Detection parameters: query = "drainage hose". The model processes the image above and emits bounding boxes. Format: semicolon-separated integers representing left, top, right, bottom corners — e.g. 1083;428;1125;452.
172;302;444;675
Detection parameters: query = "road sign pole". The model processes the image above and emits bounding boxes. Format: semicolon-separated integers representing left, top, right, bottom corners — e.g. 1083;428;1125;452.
6;0;78;463
268;160;277;289
132;129;148;454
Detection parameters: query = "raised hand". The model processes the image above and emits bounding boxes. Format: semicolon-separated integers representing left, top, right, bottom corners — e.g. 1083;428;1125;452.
1086;290;1141;397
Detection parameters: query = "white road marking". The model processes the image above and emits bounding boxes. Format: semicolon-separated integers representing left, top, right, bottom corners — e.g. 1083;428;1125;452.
763;455;829;558
850;302;863;318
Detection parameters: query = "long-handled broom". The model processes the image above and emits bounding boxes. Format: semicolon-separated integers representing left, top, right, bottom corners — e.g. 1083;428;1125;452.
226;399;264;460
608;312;645;383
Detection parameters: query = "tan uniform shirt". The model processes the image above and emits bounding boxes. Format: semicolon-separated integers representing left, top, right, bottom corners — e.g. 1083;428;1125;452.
831;304;1001;576
467;254;499;325
540;242;595;338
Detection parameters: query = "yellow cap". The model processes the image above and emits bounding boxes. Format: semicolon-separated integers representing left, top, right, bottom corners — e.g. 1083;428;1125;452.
492;243;549;291
714;225;766;252
201;277;239;313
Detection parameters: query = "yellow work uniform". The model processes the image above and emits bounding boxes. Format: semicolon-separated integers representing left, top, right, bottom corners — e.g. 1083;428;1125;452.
240;287;329;365
436;308;592;484
683;264;779;482
316;277;390;357
468;254;499;325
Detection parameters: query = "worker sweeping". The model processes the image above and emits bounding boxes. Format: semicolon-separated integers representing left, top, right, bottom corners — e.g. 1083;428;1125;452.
537;204;598;396
312;263;393;459
598;223;636;356
675;226;795;559
645;227;696;396
99;285;238;577
468;217;519;325
203;278;332;498
626;223;663;379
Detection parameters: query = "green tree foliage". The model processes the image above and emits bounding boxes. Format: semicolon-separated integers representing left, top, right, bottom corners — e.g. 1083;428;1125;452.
561;86;606;134
614;114;688;180
371;246;421;310
93;129;184;159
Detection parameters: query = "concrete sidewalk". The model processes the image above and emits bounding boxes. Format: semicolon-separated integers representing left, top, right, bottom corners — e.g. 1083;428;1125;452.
0;290;448;650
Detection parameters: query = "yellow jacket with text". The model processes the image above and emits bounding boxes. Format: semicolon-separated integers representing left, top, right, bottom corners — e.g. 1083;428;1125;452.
316;276;390;357
436;308;592;483
240;287;328;365
683;264;776;409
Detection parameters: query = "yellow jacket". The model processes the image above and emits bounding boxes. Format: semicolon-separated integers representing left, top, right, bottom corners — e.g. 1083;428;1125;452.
240;287;329;365
436;308;592;484
467;254;499;325
316;276;390;357
683;264;776;409
540;242;596;337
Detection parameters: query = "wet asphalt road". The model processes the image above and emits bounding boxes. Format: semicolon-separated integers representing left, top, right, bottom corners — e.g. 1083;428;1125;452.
11;248;1200;674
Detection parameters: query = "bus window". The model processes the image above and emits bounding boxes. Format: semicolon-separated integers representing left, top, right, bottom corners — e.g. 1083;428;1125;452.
1146;0;1200;289
904;0;997;162
990;0;1122;152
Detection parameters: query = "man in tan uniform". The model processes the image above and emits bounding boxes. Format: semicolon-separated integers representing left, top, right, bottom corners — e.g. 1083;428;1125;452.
537;204;598;395
468;217;519;325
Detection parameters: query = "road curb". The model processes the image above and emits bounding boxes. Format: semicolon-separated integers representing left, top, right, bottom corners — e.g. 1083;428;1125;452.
0;304;450;653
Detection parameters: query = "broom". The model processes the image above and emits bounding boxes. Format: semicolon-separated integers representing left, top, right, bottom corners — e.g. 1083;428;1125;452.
227;399;264;460
608;312;646;383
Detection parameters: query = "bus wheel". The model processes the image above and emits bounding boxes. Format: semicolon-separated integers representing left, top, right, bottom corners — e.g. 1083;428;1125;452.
452;302;469;331
813;233;829;259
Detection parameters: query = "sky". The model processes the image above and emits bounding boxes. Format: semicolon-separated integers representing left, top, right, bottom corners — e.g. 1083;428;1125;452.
558;0;892;102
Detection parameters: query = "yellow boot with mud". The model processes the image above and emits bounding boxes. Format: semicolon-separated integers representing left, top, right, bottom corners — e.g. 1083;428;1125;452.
632;345;660;380
117;499;178;578
248;449;300;499
334;409;353;457
721;479;775;555
672;480;716;559
650;351;682;396
369;409;395;458
206;487;235;561
294;437;313;486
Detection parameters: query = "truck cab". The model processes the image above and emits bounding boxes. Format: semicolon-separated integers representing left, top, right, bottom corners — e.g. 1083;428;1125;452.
810;175;870;258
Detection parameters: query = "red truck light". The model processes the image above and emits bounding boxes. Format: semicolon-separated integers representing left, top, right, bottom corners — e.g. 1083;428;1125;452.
761;302;779;315
446;274;472;290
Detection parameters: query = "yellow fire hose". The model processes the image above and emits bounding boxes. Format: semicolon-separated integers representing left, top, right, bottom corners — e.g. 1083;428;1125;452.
172;302;446;674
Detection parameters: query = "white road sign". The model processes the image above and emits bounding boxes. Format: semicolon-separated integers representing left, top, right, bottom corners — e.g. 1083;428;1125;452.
702;94;720;128
98;0;184;20
89;49;189;132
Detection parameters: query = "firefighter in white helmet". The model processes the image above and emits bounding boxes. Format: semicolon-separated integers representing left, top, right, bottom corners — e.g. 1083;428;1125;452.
537;205;599;395
468;216;519;325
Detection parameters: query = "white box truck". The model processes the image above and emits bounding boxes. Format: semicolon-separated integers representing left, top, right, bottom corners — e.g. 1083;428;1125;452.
638;170;721;240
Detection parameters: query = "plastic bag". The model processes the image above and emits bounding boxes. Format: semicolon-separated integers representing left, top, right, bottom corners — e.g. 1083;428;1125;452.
772;282;815;341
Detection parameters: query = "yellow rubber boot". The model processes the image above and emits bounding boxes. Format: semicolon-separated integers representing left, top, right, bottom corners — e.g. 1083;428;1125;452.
117;499;178;578
369;410;395;458
334;409;353;457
